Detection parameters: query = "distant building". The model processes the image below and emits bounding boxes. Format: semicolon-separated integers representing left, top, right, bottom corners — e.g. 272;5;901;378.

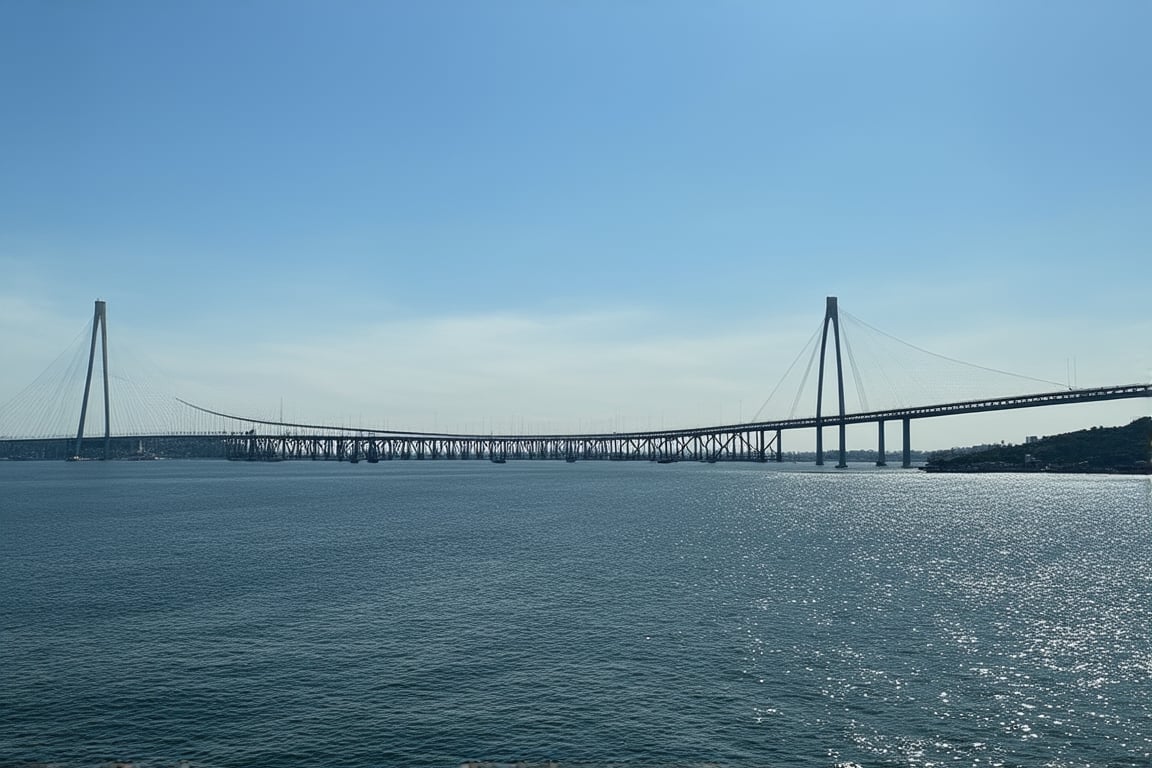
1025;435;1039;444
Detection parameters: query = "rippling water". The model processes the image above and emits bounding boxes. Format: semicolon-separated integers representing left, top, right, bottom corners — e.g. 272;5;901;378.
1;461;1149;767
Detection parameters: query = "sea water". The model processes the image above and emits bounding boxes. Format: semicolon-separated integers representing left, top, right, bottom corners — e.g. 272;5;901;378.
1;460;1149;767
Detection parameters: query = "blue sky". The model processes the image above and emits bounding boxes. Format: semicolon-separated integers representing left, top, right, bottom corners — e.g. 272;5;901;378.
2;1;1149;448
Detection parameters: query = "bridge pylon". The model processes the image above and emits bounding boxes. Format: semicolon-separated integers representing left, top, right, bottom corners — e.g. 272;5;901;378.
815;296;848;468
74;300;111;460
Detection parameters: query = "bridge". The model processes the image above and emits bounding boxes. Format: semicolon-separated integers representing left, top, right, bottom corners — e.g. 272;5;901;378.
1;298;1148;466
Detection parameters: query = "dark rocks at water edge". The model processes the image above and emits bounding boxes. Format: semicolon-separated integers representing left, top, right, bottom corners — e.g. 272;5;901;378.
922;417;1151;474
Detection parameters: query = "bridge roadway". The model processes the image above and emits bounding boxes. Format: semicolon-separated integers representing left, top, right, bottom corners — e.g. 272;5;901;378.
213;383;1151;466
3;383;1147;464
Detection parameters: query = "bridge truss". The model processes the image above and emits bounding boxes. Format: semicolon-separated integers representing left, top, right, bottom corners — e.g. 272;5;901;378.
210;382;1150;466
226;428;780;464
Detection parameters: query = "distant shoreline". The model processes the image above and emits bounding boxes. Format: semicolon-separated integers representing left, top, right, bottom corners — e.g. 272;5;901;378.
921;417;1151;475
921;464;1151;475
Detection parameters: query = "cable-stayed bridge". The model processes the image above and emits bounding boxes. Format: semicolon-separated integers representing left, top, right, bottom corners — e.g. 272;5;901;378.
1;298;1148;466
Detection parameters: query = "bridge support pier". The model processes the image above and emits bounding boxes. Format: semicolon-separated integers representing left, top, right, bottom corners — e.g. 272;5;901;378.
902;417;912;468
876;420;887;466
776;429;783;462
837;421;847;469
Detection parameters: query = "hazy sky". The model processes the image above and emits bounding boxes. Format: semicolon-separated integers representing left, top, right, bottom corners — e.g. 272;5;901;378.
2;1;1149;449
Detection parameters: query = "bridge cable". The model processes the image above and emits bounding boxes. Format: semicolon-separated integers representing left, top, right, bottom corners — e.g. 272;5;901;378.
841;313;904;409
748;323;822;423
839;320;870;413
789;326;824;420
0;321;92;438
839;309;1066;389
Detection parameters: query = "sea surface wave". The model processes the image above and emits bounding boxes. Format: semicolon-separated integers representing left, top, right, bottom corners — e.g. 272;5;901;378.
2;461;1149;767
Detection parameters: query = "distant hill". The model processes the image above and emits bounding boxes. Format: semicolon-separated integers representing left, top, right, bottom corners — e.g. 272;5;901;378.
923;417;1152;474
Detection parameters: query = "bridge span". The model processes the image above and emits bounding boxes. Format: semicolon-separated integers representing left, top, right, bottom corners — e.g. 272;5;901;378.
1;298;1148;465
200;382;1151;467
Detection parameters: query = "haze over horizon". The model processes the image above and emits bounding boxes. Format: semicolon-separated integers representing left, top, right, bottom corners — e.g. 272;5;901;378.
2;1;1149;450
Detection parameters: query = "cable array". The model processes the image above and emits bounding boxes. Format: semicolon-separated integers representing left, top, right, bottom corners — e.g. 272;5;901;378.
747;304;1069;424
1;300;1083;440
837;309;1064;412
0;322;93;438
0;321;258;439
748;322;823;423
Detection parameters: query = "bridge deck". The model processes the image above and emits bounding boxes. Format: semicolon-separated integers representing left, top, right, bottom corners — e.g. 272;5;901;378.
174;383;1152;440
4;383;1148;466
